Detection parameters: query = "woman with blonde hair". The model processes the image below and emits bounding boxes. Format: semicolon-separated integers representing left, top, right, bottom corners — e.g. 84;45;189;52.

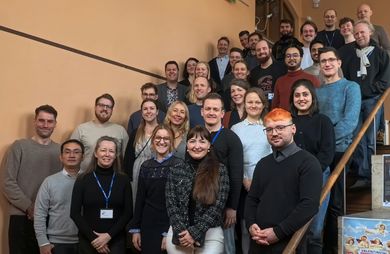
164;101;190;159
71;136;132;254
129;124;186;253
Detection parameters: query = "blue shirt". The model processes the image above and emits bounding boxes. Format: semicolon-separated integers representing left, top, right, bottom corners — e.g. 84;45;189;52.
316;78;361;152
231;119;272;179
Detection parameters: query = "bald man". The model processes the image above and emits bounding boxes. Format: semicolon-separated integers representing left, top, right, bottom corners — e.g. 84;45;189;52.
357;3;390;56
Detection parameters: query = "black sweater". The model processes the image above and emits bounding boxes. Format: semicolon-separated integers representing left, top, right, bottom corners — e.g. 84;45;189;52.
210;128;243;210
70;166;133;242
245;150;322;241
339;40;390;99
293;113;335;171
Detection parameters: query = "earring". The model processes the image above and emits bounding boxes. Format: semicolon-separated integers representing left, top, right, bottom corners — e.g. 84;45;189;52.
207;149;210;153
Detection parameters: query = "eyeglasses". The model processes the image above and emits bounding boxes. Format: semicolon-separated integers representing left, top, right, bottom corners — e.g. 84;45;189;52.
142;93;156;97
285;53;300;59
154;136;171;142
325;15;336;19
264;123;293;134
320;57;338;64
96;103;113;109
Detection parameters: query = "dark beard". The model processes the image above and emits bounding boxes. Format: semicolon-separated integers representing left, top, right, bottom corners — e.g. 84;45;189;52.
287;65;300;71
258;54;271;64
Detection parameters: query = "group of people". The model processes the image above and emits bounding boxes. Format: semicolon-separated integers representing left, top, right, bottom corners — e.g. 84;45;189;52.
2;3;390;254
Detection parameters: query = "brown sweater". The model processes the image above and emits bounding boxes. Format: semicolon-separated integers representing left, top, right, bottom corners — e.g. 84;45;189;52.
3;139;61;215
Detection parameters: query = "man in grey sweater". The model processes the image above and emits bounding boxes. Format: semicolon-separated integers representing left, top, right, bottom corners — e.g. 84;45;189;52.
34;139;84;254
3;105;61;254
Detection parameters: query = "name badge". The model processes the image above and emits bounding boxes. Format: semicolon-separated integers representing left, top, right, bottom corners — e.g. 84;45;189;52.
100;209;113;219
268;93;274;100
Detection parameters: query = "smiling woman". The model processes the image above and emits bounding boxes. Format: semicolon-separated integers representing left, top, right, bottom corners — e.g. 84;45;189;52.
128;124;185;254
166;125;229;253
70;136;133;254
290;79;335;253
123;99;159;207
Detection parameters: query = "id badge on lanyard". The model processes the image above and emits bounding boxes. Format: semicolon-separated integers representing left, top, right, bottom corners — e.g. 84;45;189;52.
93;171;116;219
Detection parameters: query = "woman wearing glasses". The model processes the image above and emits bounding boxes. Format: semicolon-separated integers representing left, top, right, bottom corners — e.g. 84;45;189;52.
290;79;335;254
128;124;185;253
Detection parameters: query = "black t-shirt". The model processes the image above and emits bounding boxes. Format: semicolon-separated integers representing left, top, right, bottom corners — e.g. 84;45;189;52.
249;61;287;101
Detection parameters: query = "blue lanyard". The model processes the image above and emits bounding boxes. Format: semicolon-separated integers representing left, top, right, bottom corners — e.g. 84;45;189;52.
211;127;223;144
93;171;116;208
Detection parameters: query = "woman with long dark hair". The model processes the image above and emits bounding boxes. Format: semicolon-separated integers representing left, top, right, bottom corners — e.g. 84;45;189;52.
290;79;335;254
165;125;229;253
123;99;159;206
222;78;250;128
128;124;186;253
180;57;199;87
71;136;132;254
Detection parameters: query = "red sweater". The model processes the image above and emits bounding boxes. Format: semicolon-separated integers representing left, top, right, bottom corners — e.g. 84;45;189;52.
272;70;320;111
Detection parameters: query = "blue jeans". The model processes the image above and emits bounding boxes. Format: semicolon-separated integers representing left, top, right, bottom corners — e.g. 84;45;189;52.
352;96;382;179
223;226;235;254
307;168;330;254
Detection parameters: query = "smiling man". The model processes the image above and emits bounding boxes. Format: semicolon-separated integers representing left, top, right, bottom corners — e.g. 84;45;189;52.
357;3;390;56
249;40;287;104
71;93;128;172
188;76;212;128
209;37;231;93
338;20;390;187
34;139;84;254
316;47;361;254
272;45;320;111
201;93;243;254
157;61;188;113
3;105;62;254
300;20;318;69
245;108;322;253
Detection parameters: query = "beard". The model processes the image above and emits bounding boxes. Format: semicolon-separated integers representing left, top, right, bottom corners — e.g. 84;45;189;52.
95;111;111;123
287;64;301;72
258;54;271;64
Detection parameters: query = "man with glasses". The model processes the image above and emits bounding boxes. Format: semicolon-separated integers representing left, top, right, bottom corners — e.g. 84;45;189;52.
71;93;128;171
34;139;84;254
316;47;361;254
272;45;320;111
315;9;345;49
245;108;322;253
3;105;62;254
127;82;165;134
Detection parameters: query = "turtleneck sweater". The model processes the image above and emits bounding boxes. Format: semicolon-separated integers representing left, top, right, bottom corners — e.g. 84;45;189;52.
70;165;132;242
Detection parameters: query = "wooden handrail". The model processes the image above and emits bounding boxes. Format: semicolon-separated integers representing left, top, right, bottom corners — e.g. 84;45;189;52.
282;88;390;254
